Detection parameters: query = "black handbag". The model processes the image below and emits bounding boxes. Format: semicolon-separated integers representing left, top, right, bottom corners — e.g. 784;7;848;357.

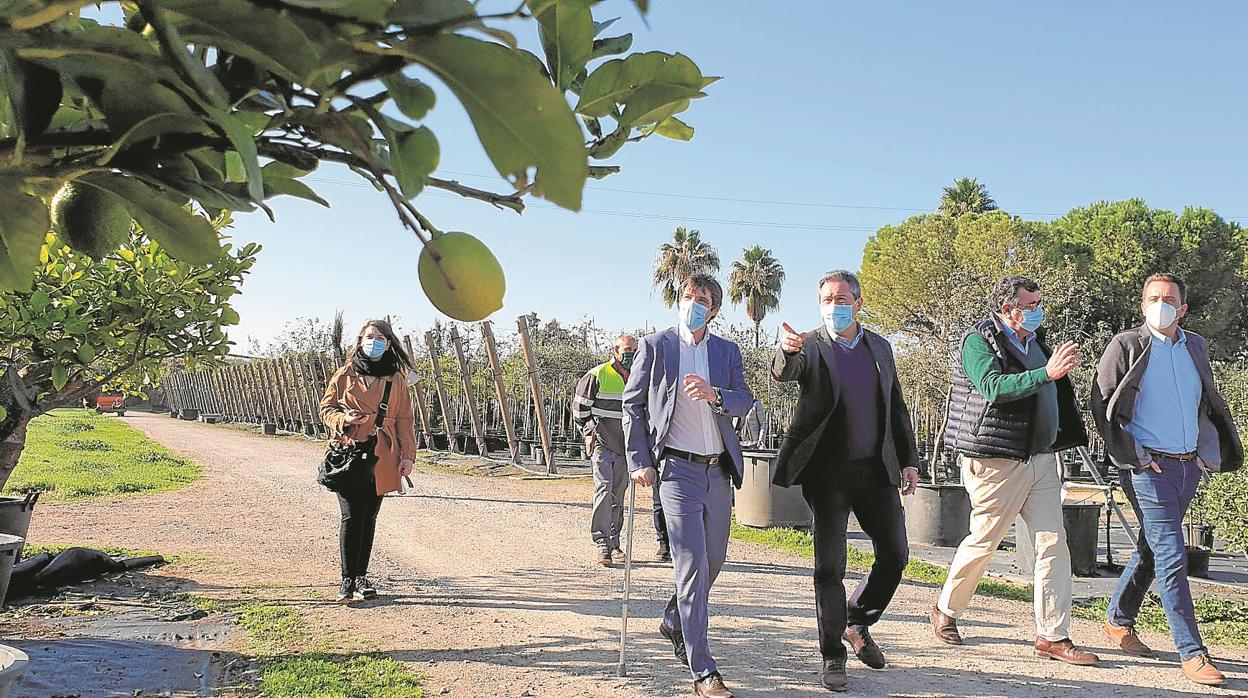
318;379;393;493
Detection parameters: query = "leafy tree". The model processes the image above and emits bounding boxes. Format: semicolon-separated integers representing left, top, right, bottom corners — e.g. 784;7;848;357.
651;226;720;308
938;177;998;216
247;315;337;358
859;211;1098;405
1043;200;1246;357
0;1;714;312
0;225;257;488
1190;360;1248;551
727;244;785;348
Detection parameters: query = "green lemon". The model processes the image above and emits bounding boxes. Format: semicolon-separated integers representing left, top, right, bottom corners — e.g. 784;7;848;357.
50;181;133;260
418;232;506;321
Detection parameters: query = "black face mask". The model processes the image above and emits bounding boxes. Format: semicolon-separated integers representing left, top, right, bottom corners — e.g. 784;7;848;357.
619;351;636;370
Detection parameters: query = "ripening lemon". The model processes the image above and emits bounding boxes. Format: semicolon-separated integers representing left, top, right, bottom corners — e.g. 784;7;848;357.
50;181;133;260
417;232;506;321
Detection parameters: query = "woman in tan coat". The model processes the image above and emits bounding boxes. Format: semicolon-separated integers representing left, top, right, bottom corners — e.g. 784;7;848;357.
320;319;418;602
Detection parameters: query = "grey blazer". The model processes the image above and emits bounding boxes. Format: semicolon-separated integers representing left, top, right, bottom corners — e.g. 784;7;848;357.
770;326;920;487
622;327;753;486
1090;324;1243;472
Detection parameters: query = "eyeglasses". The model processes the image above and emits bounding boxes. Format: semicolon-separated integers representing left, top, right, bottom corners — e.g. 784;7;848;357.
1018;300;1043;311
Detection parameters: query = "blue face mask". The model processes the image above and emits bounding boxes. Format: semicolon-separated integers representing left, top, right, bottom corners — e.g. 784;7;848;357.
822;303;855;334
678;300;709;332
1019;306;1045;332
362;337;387;359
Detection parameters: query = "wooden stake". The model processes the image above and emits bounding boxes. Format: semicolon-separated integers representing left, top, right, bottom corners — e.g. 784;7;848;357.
425;331;455;450
517;314;556;474
450;326;489;456
402;335;435;446
480;321;519;462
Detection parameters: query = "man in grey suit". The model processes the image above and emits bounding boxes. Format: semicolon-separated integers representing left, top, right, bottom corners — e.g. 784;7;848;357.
623;273;753;698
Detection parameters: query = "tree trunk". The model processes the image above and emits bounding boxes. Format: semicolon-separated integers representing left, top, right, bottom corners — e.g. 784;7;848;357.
0;413;33;492
754;321;761;350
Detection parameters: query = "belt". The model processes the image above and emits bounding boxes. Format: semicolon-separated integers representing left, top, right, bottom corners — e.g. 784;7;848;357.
661;447;720;466
1145;448;1198;462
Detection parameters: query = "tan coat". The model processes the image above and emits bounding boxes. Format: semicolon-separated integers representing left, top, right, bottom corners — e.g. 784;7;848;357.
320;365;417;496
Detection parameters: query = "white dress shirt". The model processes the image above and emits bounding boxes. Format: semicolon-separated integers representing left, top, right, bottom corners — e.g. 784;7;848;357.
667;326;725;457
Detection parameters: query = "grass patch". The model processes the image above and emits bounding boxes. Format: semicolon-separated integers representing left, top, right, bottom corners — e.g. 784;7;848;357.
180;594;424;697
262;654;425;698
22;544;162;559
730;521;1034;603
5;409;201;501
1073;595;1248;648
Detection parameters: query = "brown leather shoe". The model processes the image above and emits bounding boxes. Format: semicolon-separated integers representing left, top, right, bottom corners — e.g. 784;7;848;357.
1181;654;1226;686
929;605;963;645
596;549;613;567
844;625;886;669
1034;638;1099;666
692;671;733;697
1103;621;1154;657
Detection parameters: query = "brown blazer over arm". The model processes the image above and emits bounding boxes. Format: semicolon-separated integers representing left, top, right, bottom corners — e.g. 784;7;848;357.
320;365;418;495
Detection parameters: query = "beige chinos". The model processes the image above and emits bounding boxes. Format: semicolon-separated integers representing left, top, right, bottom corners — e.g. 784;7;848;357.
937;452;1072;641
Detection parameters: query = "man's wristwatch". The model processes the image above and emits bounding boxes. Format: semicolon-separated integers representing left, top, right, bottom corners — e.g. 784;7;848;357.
713;388;724;408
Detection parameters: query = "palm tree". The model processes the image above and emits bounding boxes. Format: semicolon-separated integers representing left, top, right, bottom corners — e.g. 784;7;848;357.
938;177;998;216
728;245;786;348
651;227;720;308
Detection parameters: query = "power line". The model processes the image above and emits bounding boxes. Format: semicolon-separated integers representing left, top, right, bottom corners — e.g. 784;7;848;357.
305;177;880;231
303;173;1248;223
431;168;1248;221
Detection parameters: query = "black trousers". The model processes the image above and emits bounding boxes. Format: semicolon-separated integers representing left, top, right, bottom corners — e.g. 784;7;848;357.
337;489;383;578
801;464;908;660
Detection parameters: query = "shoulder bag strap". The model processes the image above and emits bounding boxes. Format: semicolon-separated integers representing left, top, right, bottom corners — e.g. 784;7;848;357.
374;378;394;428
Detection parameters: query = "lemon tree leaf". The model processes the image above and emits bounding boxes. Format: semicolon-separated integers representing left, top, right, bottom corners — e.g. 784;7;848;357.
398;34;587;210
164;0;322;81
532;0;593;91
77;173;221;265
97;113;212;166
653;115;694;141
51;365;68;391
0;178;49;291
381;74;436;121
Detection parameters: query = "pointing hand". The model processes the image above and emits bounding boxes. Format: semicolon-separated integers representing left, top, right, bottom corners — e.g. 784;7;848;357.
780;322;807;354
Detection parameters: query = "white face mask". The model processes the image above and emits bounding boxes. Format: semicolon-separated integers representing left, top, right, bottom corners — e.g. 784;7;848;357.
1145;300;1178;330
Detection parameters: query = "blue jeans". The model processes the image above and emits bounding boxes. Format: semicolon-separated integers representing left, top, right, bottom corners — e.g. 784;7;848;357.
1107;456;1206;659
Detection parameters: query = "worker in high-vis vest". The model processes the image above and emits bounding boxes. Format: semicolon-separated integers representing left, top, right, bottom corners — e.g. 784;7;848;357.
574;334;641;566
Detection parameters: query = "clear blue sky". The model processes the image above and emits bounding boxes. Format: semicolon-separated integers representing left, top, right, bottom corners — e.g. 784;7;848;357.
225;0;1248;349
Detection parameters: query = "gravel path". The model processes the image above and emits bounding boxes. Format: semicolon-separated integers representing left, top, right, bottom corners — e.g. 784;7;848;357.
29;412;1248;697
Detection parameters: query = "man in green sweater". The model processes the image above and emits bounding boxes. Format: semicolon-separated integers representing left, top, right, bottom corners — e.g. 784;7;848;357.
930;275;1099;666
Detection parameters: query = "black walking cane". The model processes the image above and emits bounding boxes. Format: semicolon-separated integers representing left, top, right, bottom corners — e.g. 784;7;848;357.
618;480;637;677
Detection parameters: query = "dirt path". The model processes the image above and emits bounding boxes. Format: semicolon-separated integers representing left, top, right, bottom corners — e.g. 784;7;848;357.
29;412;1248;697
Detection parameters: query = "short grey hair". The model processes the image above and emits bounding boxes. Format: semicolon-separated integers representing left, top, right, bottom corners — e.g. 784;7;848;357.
993;275;1040;310
818;270;861;298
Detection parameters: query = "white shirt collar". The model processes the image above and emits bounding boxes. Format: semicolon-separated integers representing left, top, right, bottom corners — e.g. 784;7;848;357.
1148;325;1186;346
677;325;709;346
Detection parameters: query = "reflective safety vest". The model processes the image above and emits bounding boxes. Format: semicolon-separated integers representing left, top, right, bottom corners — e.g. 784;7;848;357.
572;361;626;456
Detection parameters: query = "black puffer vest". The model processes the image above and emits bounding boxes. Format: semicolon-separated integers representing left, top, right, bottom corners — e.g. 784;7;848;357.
943;316;1087;461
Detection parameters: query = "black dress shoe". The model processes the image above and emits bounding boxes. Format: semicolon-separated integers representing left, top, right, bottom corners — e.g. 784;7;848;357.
656;540;672;562
822;657;848;692
659;622;689;667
